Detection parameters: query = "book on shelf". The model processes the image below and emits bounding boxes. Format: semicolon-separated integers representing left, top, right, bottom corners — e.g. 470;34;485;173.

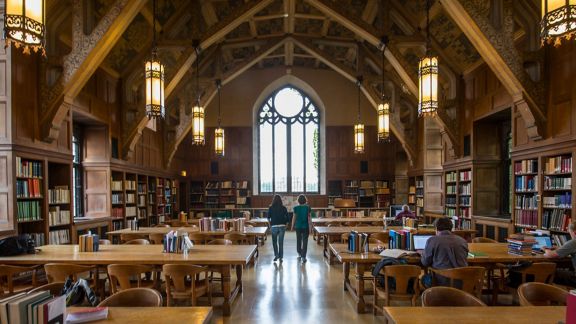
48;206;70;226
48;186;70;204
15;157;42;178
16;178;42;198
514;159;538;174
544;156;572;174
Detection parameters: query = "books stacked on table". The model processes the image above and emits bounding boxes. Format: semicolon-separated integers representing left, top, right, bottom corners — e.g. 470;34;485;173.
78;232;99;252
389;229;414;251
347;231;369;253
0;291;65;324
163;230;193;254
507;235;536;255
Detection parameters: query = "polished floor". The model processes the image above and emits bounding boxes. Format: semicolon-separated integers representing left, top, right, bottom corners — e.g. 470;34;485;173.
210;231;381;323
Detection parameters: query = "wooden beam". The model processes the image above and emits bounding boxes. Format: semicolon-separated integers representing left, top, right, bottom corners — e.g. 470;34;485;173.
440;0;545;140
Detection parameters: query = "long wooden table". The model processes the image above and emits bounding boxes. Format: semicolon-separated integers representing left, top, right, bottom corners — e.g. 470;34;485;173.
67;307;213;324
384;306;565;324
0;244;257;316
311;217;384;225
106;226;268;245
330;242;554;313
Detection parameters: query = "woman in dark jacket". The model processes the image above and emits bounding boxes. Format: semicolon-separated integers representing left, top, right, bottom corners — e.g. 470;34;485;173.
267;194;289;262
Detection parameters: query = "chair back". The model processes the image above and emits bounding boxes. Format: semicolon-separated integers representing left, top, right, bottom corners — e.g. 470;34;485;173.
28;282;65;296
155;224;170;228
430;266;485;297
188;233;210;245
123;239;150;245
148;233;165;244
516;262;556;284
99;239;112;245
207;239;233;245
107;264;155;294
44;263;95;283
422;286;487;306
518;282;568;306
223;233;248;245
472;237;498;243
370;232;389;245
384;265;421;297
97;288;162;307
162;264;210;306
120;233;148;242
0;265;38;296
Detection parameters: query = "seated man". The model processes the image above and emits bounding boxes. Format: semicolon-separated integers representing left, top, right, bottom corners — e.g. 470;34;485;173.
394;204;416;221
420;217;469;287
544;220;576;287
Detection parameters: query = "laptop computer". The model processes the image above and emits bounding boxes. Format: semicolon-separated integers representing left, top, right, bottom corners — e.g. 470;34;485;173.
412;234;434;251
532;236;553;251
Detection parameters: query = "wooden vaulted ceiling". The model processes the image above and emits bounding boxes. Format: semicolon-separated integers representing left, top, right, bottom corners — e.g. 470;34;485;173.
43;0;542;165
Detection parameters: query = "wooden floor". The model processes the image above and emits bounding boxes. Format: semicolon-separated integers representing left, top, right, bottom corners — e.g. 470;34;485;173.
210;232;380;323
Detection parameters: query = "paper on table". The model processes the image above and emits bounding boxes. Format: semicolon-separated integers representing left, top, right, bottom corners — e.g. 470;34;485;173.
66;307;108;324
379;249;412;258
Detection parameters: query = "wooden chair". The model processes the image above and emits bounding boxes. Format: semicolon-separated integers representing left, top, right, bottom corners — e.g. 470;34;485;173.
207;239;232;245
97;288;162;307
99;239;111;245
28;282;65;296
155;224;171;228
188;233;211;245
370;233;389;246
107;264;158;294
493;262;557;305
429;266;485;298
518;282;568;306
120;233;148;243
163;264;211;306
148;233;165;244
472;237;498;243
422;286;487;306
123;239;150;245
223;233;248;245
0;265;39;296
44;263;97;283
373;265;421;315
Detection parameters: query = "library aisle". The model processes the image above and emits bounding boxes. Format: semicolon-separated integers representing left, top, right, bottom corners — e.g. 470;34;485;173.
210;231;379;323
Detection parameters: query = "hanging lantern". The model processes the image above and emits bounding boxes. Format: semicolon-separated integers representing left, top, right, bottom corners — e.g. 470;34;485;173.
418;55;438;117
354;123;365;154
377;101;390;142
145;54;165;119
4;0;45;55
214;127;225;156
541;0;576;46
192;103;205;145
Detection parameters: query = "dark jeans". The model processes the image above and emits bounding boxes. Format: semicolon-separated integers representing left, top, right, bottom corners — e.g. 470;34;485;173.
271;226;286;258
296;228;309;258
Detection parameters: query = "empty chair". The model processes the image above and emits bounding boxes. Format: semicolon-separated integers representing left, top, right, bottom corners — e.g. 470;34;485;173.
207;239;233;245
492;262;557;305
99;239;112;245
44;263;96;283
97;288;162;307
518;282;568;306
148;233;165;244
123;239;150;245
120;233;148;243
373;265;421;315
0;265;39;296
422;286;487;306
370;233;389;246
188;233;211;245
429;266;485;297
28;282;65;296
472;237;498;243
107;264;158;294
224;233;248;245
163;264;211;306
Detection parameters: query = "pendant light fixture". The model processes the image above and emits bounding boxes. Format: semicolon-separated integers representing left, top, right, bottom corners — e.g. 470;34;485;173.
378;3;390;142
541;0;576;46
214;79;225;157
354;76;365;154
418;0;438;117
4;0;45;55
192;42;205;145
145;0;164;119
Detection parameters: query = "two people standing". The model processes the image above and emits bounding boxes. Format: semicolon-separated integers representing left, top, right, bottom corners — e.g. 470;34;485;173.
267;194;312;263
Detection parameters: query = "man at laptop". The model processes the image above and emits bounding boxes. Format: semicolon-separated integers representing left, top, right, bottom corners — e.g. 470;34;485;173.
394;204;416;221
420;217;468;287
544;221;576;287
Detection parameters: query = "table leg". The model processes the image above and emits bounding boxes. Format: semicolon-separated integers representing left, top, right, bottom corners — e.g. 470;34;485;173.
221;265;232;316
235;264;243;293
343;261;350;291
323;235;329;259
355;263;367;313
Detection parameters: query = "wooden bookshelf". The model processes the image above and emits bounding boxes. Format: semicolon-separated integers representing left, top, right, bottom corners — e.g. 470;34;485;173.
137;174;148;226
147;176;158;226
189;181;205;209
327;180;343;207
513;158;538;230
541;154;572;234
443;167;473;230
47;162;72;244
415;176;424;218
15;156;46;246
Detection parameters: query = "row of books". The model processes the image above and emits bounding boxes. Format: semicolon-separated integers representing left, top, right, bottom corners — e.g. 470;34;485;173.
0;291;65;324
48;206;70;226
459;183;471;195
389;229;416;251
15;157;42;178
111;207;123;218
111;180;123;191
17;201;42;221
124;180;136;191
458;218;472;230
198;217;246;232
137;183;147;193
459;170;472;181
515;175;538;191
48;186;69;204
445;172;457;183
515;159;538;174
125;206;137;217
78;233;100;252
16;178;42;198
49;229;71;244
544;176;572;190
459;207;471;218
347;231;370;253
446;184;456;194
544;156;572;174
459;196;471;206
542;193;572;208
126;193;136;204
138;195;146;206
515;195;538;209
163;231;193;253
111;193;123;204
30;233;45;247
445;197;456;205
445;208;457;217
542;209;571;231
514;209;538;227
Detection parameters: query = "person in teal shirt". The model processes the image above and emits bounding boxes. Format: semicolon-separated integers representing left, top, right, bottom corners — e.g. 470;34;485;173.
292;194;312;263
